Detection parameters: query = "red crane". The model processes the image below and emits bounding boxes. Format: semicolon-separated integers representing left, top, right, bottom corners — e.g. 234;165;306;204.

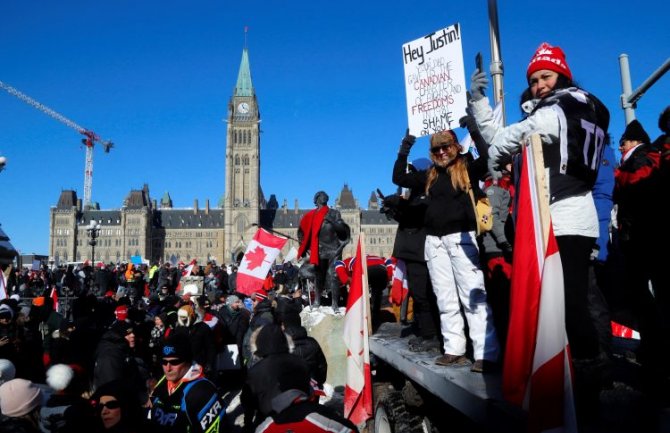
0;79;113;208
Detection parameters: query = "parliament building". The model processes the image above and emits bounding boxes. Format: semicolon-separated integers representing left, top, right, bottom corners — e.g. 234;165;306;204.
48;47;397;266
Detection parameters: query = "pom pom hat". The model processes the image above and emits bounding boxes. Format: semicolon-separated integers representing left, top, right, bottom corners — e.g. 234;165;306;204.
526;42;572;81
46;364;74;392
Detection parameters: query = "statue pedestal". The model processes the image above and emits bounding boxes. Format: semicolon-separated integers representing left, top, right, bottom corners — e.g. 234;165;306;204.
300;306;347;389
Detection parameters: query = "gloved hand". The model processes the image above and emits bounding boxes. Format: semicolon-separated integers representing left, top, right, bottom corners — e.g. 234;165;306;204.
398;128;416;156
499;241;512;254
459;115;478;133
470;69;488;102
487;159;503;180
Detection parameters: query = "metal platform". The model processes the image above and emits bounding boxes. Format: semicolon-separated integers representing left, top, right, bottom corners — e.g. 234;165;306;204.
370;322;526;433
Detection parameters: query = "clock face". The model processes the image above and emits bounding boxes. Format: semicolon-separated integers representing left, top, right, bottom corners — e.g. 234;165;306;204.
238;102;250;114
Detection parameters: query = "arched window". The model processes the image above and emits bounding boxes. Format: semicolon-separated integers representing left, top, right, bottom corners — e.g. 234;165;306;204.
235;155;240;165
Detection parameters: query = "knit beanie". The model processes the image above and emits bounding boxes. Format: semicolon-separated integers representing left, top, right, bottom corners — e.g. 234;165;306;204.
621;119;650;144
0;359;16;385
114;305;129;321
0;304;14;321
526;42;572;81
226;295;240;307
0;378;42;417
161;332;193;362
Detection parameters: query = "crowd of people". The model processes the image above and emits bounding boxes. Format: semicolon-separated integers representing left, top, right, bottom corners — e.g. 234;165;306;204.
0;256;360;432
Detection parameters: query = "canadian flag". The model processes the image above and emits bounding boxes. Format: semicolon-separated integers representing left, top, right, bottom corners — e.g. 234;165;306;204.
182;259;197;277
502;140;577;433
389;258;409;306
236;228;288;296
343;235;373;426
50;286;59;313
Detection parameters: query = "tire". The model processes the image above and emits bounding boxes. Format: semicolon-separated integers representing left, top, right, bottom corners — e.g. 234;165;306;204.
373;390;425;433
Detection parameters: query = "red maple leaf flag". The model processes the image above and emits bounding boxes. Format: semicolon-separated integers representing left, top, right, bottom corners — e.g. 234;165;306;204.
343;234;373;427
236;228;288;296
503;138;577;433
181;259;197;277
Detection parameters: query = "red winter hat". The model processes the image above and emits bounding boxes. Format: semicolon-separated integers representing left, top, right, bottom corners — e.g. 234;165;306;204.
253;291;268;301
114;305;128;321
526;42;572;81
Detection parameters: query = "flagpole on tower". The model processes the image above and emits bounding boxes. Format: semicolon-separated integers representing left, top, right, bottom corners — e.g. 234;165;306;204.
244;25;249;49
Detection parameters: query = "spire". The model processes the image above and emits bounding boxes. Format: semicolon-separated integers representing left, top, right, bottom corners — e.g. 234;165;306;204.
235;43;254;97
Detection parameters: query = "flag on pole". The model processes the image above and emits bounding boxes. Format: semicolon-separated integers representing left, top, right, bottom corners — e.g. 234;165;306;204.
502;139;577;433
236;228;288;296
50;286;59;313
389;258;409;306
343;235;373;427
182;259;197;278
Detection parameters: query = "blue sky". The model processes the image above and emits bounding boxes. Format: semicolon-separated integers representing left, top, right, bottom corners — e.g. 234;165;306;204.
1;0;668;256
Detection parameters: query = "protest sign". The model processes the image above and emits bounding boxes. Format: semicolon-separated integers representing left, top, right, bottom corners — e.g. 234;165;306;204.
402;23;467;137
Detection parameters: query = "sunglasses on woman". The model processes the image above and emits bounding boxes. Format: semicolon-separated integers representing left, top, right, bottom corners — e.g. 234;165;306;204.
97;400;121;410
430;143;453;154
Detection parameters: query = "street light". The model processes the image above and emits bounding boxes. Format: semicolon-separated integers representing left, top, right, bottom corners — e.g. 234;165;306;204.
87;220;101;264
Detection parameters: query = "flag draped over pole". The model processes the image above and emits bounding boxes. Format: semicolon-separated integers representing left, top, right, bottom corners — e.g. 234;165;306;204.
389;258;409;306
236;228;288;296
502;136;577;433
343;235;373;427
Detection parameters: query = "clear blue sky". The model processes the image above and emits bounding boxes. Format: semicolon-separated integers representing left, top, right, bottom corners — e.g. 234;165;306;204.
1;0;668;256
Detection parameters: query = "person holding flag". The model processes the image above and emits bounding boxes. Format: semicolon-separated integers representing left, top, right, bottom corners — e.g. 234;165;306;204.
468;42;611;428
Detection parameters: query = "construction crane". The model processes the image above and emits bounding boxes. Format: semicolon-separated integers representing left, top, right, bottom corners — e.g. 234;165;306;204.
0;79;113;208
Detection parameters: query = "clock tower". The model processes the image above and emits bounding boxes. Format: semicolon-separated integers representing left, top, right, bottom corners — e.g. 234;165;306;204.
224;47;261;262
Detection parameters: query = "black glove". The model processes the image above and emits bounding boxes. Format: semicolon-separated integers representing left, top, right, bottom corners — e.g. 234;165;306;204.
459;115;478;132
469;70;488;102
398;128;416;156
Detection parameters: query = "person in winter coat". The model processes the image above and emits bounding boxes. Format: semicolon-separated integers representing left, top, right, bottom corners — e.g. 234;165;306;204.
217;295;251;357
392;127;499;373
243;324;310;430
0;378;42;433
39;363;98;433
148;333;225;433
468;42;610;424
93;321;147;405
283;324;328;388
613;119;668;401
171;305;216;378
381;160;441;353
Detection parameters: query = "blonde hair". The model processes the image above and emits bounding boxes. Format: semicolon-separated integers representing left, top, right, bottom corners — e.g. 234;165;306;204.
425;130;469;195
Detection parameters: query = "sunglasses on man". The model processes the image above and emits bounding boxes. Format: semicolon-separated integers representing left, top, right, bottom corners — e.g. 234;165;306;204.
161;358;184;366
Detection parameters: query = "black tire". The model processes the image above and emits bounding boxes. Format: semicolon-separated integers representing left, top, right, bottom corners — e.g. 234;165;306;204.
374;390;425;433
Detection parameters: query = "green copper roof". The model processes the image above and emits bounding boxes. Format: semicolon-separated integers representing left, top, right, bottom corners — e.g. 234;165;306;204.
235;48;254;97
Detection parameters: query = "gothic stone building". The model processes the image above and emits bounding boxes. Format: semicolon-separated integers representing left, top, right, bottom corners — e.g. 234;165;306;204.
49;48;397;266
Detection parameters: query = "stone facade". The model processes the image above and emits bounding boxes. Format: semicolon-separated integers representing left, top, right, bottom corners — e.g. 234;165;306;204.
48;47;397;266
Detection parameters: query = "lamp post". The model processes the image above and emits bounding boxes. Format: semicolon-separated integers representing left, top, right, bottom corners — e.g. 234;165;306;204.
87;220;101;264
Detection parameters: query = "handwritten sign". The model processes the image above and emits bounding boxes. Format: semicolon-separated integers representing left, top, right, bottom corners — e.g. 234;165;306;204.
403;24;467;137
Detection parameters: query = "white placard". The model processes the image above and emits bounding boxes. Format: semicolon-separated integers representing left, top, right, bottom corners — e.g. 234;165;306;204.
402;23;467;137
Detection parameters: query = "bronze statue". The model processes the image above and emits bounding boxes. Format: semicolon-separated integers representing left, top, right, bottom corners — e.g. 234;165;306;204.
297;191;350;308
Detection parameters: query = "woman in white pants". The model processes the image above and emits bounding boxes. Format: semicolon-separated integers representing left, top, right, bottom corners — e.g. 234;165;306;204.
392;128;499;372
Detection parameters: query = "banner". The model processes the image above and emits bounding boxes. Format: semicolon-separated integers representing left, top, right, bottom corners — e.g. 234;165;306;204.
236;228;288;296
502;140;577;433
343;235;373;426
403;23;467;137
